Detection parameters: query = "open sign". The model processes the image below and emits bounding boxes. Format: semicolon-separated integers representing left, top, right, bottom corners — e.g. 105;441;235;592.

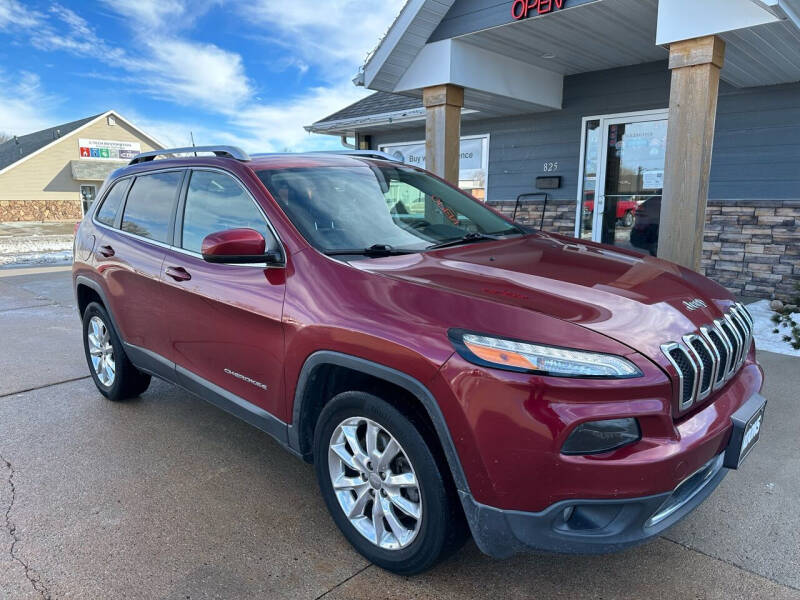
511;0;564;20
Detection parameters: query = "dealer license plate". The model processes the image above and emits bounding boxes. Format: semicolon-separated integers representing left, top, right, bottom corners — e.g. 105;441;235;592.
723;394;766;469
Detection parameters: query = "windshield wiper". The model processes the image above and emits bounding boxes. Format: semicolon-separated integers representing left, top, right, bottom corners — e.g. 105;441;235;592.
426;232;502;250
323;244;418;257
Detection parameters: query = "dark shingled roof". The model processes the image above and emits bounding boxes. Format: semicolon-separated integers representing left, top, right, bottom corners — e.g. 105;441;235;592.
0;113;104;172
315;91;421;124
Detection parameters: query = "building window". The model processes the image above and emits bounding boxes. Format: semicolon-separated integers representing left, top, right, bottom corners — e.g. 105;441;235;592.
80;185;97;214
379;134;490;201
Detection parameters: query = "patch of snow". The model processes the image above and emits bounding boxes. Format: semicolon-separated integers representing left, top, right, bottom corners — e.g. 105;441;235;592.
0;250;73;266
0;234;74;267
746;299;800;357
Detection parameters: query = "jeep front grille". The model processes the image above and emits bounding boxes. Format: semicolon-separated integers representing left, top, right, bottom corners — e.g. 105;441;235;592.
661;303;754;411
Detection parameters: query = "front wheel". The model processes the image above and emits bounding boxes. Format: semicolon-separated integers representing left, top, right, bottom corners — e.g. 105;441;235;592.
314;391;467;575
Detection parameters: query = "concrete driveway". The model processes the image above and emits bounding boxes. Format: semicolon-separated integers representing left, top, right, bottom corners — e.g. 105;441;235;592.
1;266;798;600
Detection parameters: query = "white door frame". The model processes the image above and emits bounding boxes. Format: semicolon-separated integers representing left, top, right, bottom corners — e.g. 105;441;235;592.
574;109;668;240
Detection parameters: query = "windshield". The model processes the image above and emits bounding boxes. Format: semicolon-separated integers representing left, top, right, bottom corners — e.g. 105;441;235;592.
256;164;523;254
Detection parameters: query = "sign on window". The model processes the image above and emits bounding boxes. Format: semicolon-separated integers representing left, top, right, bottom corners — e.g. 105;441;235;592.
379;135;490;201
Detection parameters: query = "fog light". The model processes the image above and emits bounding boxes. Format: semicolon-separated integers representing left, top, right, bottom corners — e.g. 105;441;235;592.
561;418;641;455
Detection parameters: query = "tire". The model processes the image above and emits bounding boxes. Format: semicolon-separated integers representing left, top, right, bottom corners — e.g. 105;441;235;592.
623;211;634;227
82;302;151;401
314;391;467;575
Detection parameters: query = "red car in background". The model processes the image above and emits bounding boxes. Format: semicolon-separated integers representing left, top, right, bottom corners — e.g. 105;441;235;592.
72;146;766;575
584;191;638;226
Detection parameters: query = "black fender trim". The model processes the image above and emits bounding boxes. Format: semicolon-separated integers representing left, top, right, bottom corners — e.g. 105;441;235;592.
288;351;471;497
122;343;176;384
74;274;122;330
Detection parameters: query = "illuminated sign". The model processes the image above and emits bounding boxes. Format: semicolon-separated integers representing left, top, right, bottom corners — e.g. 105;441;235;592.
511;0;564;20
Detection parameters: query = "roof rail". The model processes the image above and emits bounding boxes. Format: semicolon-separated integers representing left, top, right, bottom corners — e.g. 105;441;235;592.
308;150;402;162
129;145;250;165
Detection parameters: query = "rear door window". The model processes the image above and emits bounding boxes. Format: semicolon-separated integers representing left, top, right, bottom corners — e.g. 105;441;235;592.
95;179;129;227
121;171;183;243
181;170;270;253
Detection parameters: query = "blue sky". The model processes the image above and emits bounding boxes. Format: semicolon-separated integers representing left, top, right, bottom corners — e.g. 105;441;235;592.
0;0;404;151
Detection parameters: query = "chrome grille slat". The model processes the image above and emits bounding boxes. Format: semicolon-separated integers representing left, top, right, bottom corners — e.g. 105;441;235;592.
698;326;722;392
719;318;741;379
732;304;754;361
684;334;715;400
663;305;753;411
713;319;735;380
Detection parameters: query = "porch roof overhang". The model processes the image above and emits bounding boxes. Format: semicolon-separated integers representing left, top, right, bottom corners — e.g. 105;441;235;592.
358;0;800;119
70;159;127;182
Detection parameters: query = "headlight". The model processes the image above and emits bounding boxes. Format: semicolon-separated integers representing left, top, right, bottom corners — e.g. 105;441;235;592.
448;330;642;378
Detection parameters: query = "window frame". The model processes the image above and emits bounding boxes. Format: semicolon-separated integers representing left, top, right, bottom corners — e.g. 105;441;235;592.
92;176;133;229
92;166;286;269
117;168;187;245
174;168;275;255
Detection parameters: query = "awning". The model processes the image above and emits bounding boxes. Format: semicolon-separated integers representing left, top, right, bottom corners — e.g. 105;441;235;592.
359;0;800;117
70;159;128;182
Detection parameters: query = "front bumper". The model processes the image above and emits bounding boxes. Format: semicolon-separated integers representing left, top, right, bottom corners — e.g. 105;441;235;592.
462;452;727;558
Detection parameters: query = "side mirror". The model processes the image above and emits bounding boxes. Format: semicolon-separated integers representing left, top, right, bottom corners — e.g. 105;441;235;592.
201;228;282;265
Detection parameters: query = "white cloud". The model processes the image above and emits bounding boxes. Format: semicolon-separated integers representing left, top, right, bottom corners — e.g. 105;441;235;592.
25;2;132;67
0;0;41;29
226;83;372;151
98;0;187;30
121;82;371;154
0;71;63;136
243;0;406;76
143;39;253;112
1;0;403;152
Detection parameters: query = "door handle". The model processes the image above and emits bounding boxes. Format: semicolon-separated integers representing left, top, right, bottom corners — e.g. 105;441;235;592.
99;245;115;258
165;266;192;282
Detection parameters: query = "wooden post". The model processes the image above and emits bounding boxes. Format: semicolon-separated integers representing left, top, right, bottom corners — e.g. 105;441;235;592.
658;35;725;271
423;85;464;185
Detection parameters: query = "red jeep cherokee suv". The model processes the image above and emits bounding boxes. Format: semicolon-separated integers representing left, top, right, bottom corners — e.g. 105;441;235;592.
72;146;766;574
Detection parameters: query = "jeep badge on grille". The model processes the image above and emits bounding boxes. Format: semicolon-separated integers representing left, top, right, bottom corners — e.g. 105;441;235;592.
683;298;708;311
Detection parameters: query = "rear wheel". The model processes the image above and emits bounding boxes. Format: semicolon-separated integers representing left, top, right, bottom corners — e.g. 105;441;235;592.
82;302;151;401
623;210;634;227
314;391;466;575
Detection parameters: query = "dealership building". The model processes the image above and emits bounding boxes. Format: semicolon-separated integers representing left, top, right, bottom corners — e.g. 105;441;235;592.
0;110;161;222
309;0;800;301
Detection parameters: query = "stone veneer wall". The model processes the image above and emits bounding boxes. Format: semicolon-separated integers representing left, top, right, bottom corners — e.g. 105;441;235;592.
0;200;83;222
702;199;799;301
489;198;799;301
489;199;577;237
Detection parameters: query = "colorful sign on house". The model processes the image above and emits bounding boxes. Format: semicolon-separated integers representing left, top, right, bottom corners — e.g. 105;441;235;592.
78;138;141;160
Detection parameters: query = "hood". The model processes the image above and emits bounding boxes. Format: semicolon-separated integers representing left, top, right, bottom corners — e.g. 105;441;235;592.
354;233;734;362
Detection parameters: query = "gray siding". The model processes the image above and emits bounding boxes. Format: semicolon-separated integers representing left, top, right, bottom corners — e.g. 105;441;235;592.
712;81;800;199
429;0;596;42
369;61;800;204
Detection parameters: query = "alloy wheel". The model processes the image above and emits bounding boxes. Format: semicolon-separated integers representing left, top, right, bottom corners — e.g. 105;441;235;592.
87;315;115;387
328;416;423;550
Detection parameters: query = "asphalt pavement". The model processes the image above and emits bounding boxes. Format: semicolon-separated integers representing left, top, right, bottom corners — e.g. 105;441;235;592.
0;266;798;599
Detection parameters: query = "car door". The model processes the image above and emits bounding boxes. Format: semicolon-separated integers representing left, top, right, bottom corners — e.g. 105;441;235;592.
94;169;185;372
160;168;288;421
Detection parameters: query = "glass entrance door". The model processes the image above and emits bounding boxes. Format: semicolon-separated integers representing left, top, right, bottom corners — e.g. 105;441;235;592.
577;111;668;254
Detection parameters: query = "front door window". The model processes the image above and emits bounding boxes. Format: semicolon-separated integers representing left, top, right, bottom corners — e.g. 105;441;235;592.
577;112;667;255
80;185;96;214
